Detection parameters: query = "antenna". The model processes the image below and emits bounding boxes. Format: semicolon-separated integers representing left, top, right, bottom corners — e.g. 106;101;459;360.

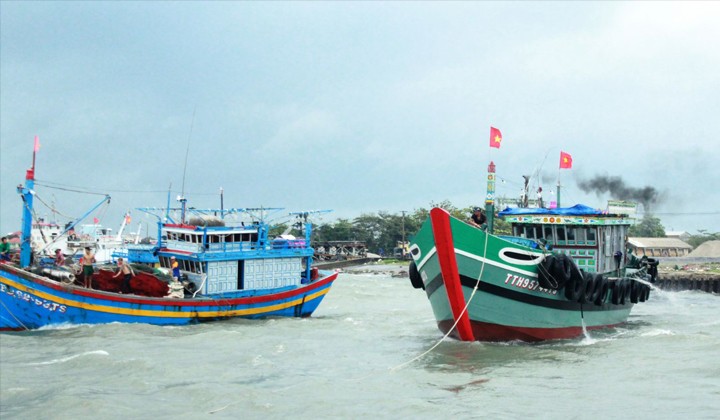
181;106;196;198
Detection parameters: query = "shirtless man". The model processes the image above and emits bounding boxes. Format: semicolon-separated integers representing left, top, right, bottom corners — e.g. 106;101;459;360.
113;257;135;294
81;247;96;288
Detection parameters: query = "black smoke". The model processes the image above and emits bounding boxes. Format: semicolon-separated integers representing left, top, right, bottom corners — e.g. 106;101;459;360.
577;175;661;212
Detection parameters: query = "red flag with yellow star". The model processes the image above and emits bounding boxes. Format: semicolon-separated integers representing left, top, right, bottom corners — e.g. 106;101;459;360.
489;127;502;148
559;151;573;169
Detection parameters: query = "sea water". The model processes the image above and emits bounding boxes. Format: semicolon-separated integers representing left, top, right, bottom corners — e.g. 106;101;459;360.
1;271;718;419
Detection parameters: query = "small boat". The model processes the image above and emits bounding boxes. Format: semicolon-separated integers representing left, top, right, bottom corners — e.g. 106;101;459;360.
408;163;658;342
0;147;338;331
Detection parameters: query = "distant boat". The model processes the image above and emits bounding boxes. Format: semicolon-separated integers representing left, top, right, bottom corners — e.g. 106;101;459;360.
0;147;338;331
408;159;658;342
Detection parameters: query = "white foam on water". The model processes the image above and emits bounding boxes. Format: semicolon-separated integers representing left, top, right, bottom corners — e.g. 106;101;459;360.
26;350;109;366
641;329;675;337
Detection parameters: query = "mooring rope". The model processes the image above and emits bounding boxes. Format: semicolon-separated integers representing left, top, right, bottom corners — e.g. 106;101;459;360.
0;298;30;331
389;225;492;372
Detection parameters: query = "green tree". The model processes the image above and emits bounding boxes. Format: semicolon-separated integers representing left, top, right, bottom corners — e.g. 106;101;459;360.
629;214;665;237
686;230;720;248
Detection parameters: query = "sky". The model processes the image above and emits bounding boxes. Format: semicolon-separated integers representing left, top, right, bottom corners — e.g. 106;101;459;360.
2;1;719;237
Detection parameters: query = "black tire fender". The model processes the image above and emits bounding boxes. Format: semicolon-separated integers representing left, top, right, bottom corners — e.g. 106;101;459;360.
593;275;608;306
409;261;424;290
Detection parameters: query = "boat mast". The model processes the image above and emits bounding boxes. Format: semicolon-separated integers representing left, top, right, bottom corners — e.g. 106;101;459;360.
18;162;36;268
556;180;562;208
485;161;496;234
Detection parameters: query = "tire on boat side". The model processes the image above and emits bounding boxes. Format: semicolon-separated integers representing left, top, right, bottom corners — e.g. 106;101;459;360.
618;280;628;305
638;284;648;302
539;255;563;290
579;271;596;304
409;261;424;290
610;280;622;305
593;274;608;306
564;268;584;302
630;280;641;304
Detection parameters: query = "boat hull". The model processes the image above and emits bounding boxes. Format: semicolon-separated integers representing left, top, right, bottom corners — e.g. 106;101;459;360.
410;208;635;342
0;263;337;331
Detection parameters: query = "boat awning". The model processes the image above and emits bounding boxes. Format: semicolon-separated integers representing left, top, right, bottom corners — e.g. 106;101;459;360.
499;204;603;217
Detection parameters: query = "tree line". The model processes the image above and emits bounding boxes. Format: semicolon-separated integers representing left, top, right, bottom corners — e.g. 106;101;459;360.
273;203;717;254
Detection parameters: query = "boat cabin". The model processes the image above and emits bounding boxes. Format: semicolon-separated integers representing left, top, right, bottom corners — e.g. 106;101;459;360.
147;221;315;295
500;205;632;274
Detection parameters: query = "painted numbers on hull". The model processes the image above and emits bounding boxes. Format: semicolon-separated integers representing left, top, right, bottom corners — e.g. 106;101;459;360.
1;283;68;313
504;273;558;296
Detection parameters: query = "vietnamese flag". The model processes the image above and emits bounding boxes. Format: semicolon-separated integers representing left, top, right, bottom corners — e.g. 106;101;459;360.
93;217;99;224
489;127;502;148
34;136;41;152
559;151;573;169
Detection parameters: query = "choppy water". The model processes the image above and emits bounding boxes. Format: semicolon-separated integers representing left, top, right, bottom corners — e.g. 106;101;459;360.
1;270;719;419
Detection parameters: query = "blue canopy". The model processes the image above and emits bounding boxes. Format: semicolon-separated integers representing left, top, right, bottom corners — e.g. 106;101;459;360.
498;204;603;217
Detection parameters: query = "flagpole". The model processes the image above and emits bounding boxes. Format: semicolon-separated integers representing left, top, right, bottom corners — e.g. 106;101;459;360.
557;168;562;208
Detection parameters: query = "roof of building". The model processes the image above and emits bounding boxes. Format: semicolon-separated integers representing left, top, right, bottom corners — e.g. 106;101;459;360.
665;231;690;237
628;237;693;249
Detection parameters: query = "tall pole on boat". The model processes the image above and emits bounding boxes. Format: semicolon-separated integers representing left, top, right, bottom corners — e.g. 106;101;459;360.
556;180;562;208
18;138;39;267
485;161;496;234
220;187;224;220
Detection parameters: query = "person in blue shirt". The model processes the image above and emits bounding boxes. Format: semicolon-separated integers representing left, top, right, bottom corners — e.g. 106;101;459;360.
170;256;180;281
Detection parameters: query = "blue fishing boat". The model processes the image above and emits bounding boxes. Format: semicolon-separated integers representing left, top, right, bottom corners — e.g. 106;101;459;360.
0;146;338;331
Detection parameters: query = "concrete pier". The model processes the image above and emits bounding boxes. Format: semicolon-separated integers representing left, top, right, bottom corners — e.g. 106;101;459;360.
654;273;720;293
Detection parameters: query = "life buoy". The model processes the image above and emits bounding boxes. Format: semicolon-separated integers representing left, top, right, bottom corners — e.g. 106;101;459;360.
409;261;424;290
579;272;596;304
593;274;608;306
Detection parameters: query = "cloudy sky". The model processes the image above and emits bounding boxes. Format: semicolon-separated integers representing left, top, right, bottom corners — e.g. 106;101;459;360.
2;1;719;236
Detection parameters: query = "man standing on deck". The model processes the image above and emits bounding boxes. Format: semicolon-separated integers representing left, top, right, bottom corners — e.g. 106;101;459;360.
113;257;135;294
0;237;11;261
170;256;180;282
81;247;96;289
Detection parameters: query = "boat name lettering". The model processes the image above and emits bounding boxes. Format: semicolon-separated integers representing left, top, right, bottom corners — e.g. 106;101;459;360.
504;273;557;295
0;284;67;313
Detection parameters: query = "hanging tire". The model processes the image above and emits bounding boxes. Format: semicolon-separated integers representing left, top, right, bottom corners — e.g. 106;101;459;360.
564;271;584;301
579;272;595;303
638;284;648;302
538;255;559;289
630;280;641;303
539;255;571;290
610;280;623;305
409;261;424;290
618;280;628;305
593;275;608;306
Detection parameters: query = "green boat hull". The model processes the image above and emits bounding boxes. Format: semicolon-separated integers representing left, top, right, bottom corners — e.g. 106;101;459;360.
409;208;642;342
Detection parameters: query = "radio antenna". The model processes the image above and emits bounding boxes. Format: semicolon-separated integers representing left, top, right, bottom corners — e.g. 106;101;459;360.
181;106;196;198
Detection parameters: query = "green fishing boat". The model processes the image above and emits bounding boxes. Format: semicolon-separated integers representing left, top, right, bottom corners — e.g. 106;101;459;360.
408;161;657;342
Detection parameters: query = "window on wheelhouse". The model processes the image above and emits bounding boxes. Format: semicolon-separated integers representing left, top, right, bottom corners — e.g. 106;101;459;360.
555;226;567;245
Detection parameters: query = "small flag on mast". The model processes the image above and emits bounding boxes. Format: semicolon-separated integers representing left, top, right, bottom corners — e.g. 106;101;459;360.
489;127;502;149
559;151;573;169
34;136;41;152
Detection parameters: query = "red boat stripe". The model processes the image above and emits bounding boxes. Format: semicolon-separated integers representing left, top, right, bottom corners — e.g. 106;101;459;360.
429;208;475;341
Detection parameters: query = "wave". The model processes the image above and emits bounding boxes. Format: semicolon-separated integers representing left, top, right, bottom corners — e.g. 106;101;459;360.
26;350;109;366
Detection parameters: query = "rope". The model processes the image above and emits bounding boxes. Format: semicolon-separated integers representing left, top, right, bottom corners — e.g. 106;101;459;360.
0;297;30;331
33;194;75;221
389;225;492;372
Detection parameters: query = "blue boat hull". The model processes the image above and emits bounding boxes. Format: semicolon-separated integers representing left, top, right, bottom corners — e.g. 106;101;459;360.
0;264;338;330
